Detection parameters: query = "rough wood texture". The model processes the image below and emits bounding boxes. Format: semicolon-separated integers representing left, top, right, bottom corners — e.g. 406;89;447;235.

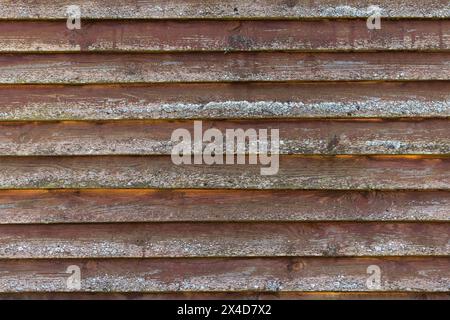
1;82;449;120
1;190;448;224
0;52;448;83
0;0;449;299
1;292;449;300
1;20;449;52
0;119;447;155
1;0;448;18
0;81;450;121
0;258;448;292
0;222;448;258
0;155;448;190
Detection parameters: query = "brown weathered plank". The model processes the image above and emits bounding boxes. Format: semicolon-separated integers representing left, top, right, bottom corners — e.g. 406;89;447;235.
1;82;449;120
0;119;448;155
1;20;449;52
0;258;448;292
0;0;448;19
0;222;448;258
0;155;448;190
1;190;448;224
0;52;448;83
1;292;449;300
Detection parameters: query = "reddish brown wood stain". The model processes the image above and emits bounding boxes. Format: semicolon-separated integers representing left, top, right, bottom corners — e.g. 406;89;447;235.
0;1;448;299
0;20;449;52
0;189;447;223
0;119;448;155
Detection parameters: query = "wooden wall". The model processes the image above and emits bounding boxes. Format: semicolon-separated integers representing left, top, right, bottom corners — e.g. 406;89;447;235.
0;0;449;299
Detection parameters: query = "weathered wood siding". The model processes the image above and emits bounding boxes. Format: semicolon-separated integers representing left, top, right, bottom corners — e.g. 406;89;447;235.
0;0;449;299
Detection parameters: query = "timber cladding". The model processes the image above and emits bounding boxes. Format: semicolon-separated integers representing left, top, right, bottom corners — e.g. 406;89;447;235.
0;0;448;300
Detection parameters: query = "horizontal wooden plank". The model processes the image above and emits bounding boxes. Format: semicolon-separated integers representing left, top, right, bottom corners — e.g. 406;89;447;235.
1;82;449;120
1;292;449;300
0;119;448;156
1;190;448;224
0;222;448;258
1;20;449;52
0;257;448;292
1;0;448;19
0;52;448;83
0;155;448;190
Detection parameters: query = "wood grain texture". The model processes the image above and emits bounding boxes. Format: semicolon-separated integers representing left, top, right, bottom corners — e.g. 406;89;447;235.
0;52;448;83
1;0;448;18
1;292;449;300
1;82;449;120
0;2;448;299
0;222;448;258
1;190;448;224
0;155;448;190
0;258;448;292
0;119;447;156
1;20;449;52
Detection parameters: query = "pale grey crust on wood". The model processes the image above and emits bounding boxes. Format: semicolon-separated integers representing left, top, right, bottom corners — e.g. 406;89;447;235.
0;258;448;292
0;119;448;156
0;222;448;258
0;292;449;300
0;0;449;18
0;156;448;190
0;190;448;224
0;52;449;84
0;0;449;298
0;82;449;120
